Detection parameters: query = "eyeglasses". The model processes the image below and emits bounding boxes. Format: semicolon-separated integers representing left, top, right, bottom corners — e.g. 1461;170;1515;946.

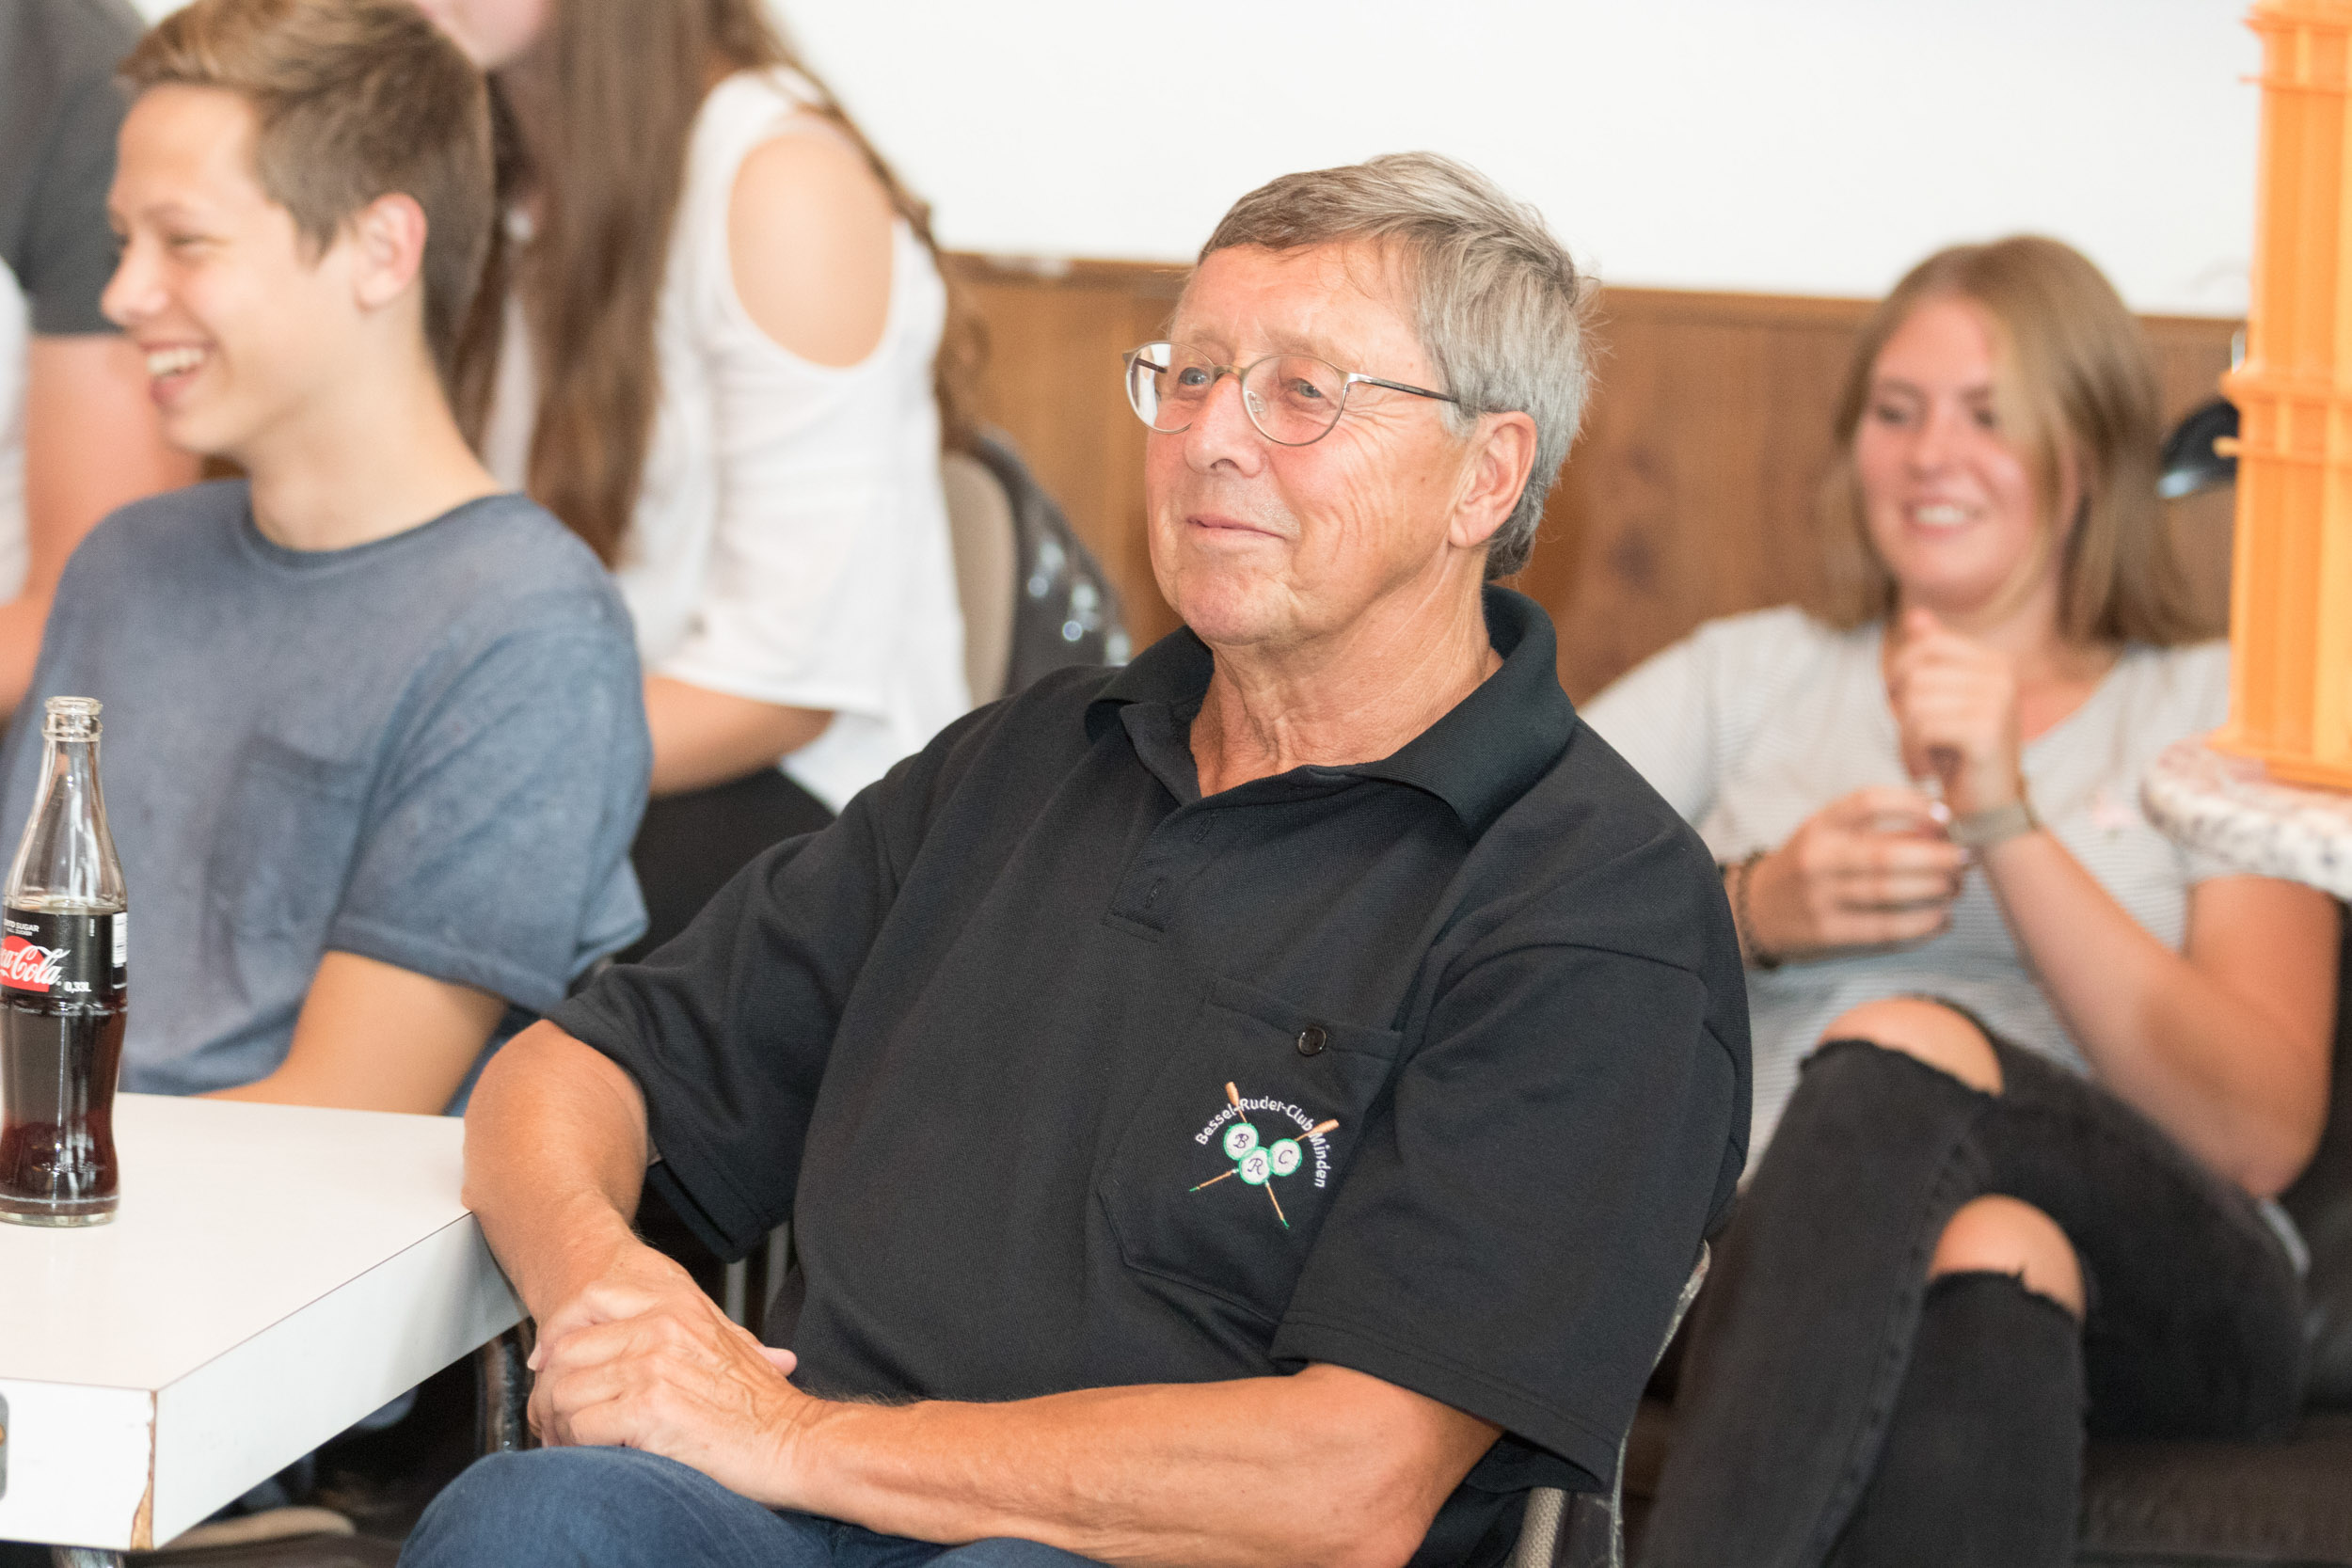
1121;341;1461;447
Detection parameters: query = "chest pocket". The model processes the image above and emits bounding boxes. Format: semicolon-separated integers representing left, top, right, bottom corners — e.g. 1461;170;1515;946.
205;736;372;942
1096;974;1403;1324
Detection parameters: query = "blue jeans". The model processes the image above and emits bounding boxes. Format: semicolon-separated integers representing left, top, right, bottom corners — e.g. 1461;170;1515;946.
400;1447;1107;1568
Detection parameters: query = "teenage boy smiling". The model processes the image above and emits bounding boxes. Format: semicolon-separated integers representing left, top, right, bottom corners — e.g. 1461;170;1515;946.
0;0;649;1111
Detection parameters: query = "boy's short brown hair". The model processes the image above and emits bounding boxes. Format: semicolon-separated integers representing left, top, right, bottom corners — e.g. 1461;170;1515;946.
121;0;493;381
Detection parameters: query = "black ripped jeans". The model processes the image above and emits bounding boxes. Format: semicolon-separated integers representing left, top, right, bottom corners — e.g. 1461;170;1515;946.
1639;1032;2306;1568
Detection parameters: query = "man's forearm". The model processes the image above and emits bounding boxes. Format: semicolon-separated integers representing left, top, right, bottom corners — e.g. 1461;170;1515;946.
780;1365;1496;1568
489;1030;1499;1568
463;1021;656;1316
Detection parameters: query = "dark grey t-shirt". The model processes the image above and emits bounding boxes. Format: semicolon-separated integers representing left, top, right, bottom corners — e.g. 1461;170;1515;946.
3;0;141;336
0;481;651;1097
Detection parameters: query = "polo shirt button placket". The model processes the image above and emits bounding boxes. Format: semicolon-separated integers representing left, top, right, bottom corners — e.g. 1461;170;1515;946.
1295;1025;1327;1057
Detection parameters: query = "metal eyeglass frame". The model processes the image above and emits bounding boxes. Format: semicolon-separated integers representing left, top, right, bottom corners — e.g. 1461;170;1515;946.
1121;341;1461;447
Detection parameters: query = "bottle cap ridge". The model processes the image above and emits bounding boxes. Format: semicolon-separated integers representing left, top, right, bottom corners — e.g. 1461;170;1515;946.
40;697;101;741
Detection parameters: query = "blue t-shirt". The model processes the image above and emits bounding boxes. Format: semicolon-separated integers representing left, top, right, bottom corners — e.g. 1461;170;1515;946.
0;481;651;1096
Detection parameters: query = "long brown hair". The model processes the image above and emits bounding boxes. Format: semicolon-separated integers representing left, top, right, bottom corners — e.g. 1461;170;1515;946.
449;0;981;566
1816;235;2202;645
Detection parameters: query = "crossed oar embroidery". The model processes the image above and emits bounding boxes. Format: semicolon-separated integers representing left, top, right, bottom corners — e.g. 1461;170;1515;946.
1188;1081;1340;1229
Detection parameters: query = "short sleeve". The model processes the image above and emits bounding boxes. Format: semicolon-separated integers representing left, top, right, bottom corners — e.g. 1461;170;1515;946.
1581;632;1724;825
324;610;651;1013
1584;608;1852;843
18;74;132;337
1271;934;1742;1490
549;716;962;1258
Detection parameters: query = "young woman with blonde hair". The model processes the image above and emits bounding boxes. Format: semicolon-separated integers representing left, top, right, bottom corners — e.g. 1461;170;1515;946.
417;0;975;952
1586;236;2340;1567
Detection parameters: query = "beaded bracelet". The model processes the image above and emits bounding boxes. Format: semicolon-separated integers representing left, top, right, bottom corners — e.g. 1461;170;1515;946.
1725;848;1781;971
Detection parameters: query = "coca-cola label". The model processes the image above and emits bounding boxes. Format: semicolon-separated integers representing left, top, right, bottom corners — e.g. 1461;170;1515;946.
1;907;126;999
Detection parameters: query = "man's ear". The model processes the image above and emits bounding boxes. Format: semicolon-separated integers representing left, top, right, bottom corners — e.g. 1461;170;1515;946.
1448;409;1539;554
345;192;429;314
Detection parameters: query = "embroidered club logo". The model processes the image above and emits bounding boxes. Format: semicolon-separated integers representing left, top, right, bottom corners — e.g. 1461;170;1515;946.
1188;1080;1339;1229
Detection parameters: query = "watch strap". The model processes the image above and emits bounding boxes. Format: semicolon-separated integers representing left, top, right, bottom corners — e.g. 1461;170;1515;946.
1948;796;2039;850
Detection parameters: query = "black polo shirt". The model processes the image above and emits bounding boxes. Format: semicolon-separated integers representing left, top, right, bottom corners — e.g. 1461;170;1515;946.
553;587;1749;1566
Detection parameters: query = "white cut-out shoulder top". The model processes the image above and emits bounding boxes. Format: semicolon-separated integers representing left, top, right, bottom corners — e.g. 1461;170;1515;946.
485;69;969;812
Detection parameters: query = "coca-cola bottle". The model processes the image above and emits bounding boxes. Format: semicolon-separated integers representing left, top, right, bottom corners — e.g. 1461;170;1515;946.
0;696;127;1226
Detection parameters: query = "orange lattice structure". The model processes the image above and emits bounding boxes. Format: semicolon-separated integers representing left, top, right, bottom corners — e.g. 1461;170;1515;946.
2215;0;2352;788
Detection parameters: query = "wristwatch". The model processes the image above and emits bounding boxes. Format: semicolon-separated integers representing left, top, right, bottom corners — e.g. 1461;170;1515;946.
1947;794;2040;850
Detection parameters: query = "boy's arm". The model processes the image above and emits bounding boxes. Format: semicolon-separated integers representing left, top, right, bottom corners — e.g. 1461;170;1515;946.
225;610;647;1116
206;613;642;1116
206;949;505;1113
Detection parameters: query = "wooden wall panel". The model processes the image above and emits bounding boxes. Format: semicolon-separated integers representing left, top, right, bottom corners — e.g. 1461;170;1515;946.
950;255;2242;698
1513;292;1871;701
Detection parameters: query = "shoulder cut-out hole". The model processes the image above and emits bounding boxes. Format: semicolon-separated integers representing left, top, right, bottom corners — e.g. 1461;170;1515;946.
726;127;897;369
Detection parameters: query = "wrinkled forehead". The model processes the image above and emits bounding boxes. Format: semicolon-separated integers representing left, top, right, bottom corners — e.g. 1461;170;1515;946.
1169;240;1429;375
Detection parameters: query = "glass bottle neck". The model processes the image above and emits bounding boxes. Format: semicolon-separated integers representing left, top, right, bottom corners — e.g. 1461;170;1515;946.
7;730;122;911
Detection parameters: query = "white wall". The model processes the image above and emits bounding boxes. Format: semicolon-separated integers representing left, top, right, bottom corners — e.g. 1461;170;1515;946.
128;0;2263;315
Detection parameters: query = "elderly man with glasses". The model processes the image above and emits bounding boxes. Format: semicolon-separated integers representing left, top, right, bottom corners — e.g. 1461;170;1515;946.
404;153;1748;1568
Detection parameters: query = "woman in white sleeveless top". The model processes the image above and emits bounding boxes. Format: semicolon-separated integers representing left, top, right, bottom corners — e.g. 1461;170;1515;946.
417;0;970;954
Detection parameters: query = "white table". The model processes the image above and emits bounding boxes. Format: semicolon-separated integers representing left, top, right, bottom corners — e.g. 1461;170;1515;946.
0;1095;522;1558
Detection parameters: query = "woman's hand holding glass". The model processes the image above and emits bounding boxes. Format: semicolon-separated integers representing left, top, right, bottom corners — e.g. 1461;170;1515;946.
1741;786;1967;960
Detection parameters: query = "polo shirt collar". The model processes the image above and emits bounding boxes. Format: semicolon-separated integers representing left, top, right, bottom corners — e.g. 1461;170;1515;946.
1086;585;1575;835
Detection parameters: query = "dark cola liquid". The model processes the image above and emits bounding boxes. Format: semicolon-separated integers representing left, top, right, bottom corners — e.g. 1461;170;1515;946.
0;906;126;1224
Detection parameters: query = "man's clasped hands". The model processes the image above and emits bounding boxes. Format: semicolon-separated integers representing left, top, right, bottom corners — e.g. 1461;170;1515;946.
526;1224;812;1506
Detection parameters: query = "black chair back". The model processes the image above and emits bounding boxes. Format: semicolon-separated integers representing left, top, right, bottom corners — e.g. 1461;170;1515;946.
964;431;1130;689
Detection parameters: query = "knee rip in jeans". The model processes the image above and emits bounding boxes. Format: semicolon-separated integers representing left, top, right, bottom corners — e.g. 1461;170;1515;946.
1929;1195;2085;1319
1820;996;2003;1095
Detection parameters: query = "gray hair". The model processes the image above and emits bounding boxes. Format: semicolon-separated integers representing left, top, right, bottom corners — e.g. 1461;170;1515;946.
1200;152;1591;578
